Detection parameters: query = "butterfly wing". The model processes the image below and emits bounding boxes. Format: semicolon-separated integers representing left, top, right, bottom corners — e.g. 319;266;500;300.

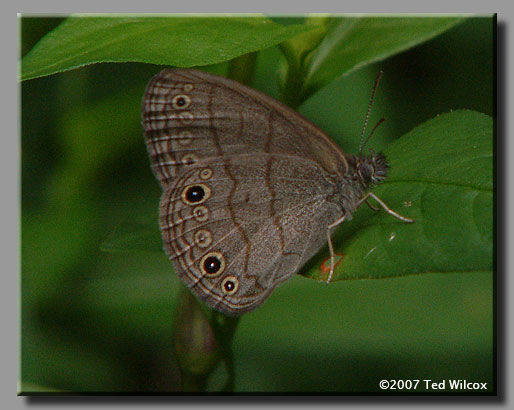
142;69;349;188
142;69;346;315
161;155;342;315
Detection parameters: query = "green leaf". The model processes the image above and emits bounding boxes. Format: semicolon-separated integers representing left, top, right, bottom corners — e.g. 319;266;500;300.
20;15;315;81
279;17;330;107
280;16;330;70
303;110;493;281
301;16;466;101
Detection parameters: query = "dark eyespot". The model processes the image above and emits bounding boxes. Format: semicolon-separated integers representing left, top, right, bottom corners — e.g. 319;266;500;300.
204;256;221;274
171;94;191;109
182;184;211;205
200;252;225;277
221;276;239;295
186;185;204;202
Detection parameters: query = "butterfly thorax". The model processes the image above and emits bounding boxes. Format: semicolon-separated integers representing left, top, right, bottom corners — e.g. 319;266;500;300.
333;151;389;216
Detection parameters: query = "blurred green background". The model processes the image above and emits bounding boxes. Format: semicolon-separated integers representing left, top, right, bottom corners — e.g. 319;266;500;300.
21;16;494;392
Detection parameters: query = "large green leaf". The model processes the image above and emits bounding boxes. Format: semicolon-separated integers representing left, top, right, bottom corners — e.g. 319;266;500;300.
20;15;315;81
304;109;493;281
300;16;466;101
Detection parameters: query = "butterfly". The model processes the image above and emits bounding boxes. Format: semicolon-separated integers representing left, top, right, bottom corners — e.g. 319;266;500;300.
142;69;413;316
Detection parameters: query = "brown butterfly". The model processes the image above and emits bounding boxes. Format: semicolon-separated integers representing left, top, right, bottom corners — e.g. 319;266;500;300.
142;69;413;316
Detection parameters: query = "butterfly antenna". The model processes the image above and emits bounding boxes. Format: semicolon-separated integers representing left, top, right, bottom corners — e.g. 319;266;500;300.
361;117;386;153
359;70;384;156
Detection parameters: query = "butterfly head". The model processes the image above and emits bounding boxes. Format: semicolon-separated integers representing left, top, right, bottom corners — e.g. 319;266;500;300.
354;149;389;187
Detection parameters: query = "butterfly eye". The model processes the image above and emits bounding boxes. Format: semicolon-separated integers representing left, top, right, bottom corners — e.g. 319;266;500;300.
371;152;389;182
221;276;239;295
358;162;374;182
182;183;211;205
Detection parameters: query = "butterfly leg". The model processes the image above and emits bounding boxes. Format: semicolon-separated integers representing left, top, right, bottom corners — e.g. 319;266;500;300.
325;214;347;284
358;192;414;223
365;199;379;211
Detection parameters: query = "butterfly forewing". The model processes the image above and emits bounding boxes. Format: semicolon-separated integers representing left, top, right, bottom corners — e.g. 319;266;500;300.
142;69;348;188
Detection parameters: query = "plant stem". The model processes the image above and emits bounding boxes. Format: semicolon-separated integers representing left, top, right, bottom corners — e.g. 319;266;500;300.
172;284;240;392
279;41;304;108
282;63;303;109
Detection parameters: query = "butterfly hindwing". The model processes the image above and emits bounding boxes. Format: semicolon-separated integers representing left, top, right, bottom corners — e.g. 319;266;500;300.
160;155;341;315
